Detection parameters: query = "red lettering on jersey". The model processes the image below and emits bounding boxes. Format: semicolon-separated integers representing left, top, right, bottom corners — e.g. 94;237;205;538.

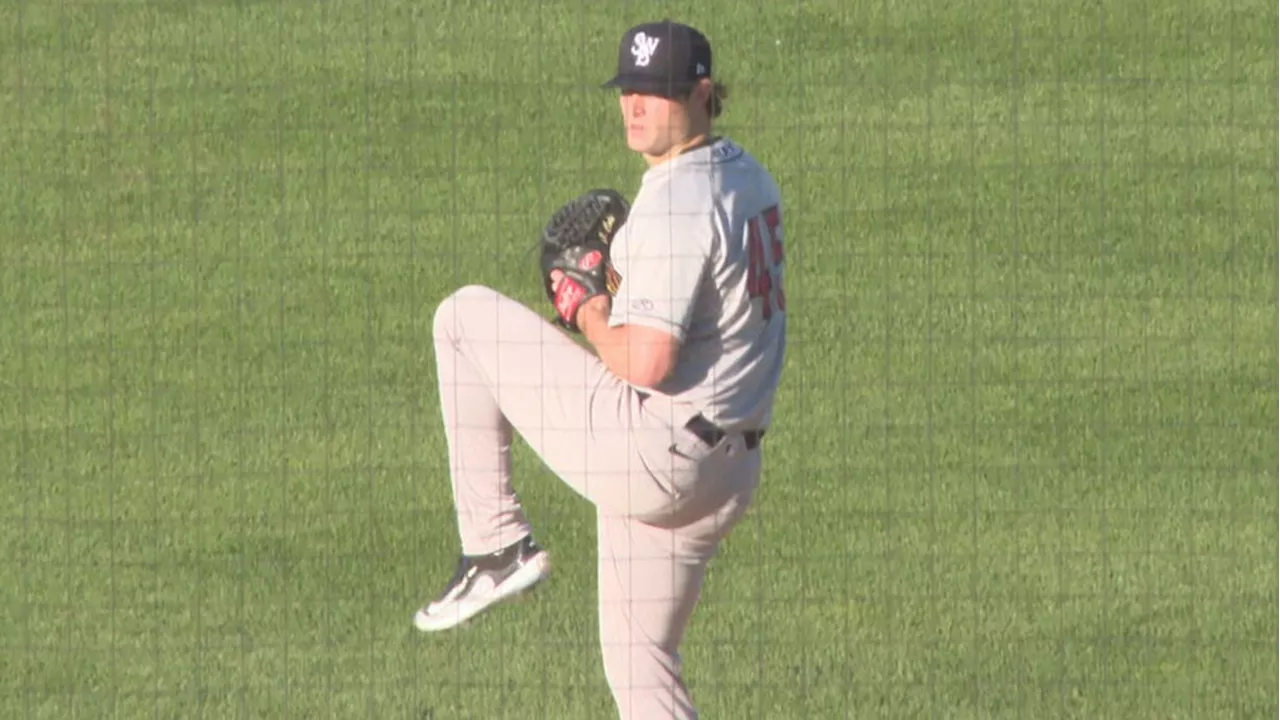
747;205;786;320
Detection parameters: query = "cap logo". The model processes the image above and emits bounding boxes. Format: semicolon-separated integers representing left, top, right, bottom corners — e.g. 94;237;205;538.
630;32;660;67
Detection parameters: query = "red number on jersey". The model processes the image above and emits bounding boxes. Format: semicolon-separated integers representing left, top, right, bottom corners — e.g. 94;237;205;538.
747;205;786;320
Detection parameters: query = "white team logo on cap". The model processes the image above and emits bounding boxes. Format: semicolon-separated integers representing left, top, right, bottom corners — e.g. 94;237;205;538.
631;32;660;67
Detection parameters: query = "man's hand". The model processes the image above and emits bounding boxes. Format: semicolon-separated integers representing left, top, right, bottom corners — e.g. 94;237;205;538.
552;273;678;388
538;188;629;333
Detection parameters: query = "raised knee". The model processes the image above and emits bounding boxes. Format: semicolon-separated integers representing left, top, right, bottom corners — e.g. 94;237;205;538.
432;284;496;338
453;284;496;301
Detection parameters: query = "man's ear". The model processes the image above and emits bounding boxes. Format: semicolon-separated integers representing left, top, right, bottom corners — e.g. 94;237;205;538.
693;78;714;105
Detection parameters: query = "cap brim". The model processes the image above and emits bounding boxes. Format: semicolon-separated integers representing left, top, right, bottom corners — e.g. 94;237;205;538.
601;74;697;98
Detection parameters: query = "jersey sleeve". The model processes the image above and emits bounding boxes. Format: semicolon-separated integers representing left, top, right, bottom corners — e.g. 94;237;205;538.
608;207;710;343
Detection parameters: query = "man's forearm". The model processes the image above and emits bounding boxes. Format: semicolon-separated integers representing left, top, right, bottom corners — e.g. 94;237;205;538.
576;296;674;388
578;296;631;376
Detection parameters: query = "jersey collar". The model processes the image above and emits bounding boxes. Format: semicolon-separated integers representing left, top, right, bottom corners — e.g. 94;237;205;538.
642;135;730;184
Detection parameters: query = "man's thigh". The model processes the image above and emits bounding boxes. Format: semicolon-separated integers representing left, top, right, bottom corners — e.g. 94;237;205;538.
592;458;759;720
594;445;764;643
439;285;678;517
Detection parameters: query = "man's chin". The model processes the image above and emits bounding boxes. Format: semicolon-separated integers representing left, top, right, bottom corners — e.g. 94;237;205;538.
627;138;670;159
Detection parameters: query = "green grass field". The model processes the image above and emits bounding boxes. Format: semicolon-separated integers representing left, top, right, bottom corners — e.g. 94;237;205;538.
2;1;1276;718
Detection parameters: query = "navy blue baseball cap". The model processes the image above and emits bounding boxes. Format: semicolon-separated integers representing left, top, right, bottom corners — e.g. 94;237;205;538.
602;20;713;99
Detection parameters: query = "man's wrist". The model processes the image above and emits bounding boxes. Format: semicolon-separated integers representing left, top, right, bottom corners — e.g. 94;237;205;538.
577;294;612;336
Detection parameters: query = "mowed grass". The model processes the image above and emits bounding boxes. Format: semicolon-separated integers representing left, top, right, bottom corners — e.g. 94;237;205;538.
1;0;1276;718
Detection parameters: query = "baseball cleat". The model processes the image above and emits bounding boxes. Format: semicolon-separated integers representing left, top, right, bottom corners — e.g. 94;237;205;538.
412;535;551;632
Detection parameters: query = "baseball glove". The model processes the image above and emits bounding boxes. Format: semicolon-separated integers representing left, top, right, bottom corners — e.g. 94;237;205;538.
539;188;629;333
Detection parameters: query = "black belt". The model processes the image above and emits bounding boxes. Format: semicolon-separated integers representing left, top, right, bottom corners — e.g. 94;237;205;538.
636;390;765;450
685;413;766;451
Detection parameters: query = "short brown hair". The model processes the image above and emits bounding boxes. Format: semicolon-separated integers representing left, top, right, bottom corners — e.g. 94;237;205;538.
706;81;728;119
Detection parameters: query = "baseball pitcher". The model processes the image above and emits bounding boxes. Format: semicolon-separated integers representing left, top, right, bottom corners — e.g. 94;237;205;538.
413;20;788;720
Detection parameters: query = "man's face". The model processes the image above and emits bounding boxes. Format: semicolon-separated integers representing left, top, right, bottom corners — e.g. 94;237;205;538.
618;89;691;158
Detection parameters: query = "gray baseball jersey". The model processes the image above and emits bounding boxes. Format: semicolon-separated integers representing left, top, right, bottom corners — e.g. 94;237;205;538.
608;136;788;431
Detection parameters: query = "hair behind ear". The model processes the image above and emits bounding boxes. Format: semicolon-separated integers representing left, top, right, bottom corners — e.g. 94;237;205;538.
706;81;729;119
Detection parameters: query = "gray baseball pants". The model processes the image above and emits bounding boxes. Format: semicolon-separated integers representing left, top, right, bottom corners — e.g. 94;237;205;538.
432;284;762;720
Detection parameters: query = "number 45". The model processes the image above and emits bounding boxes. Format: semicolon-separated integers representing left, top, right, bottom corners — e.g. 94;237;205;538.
747;205;786;320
